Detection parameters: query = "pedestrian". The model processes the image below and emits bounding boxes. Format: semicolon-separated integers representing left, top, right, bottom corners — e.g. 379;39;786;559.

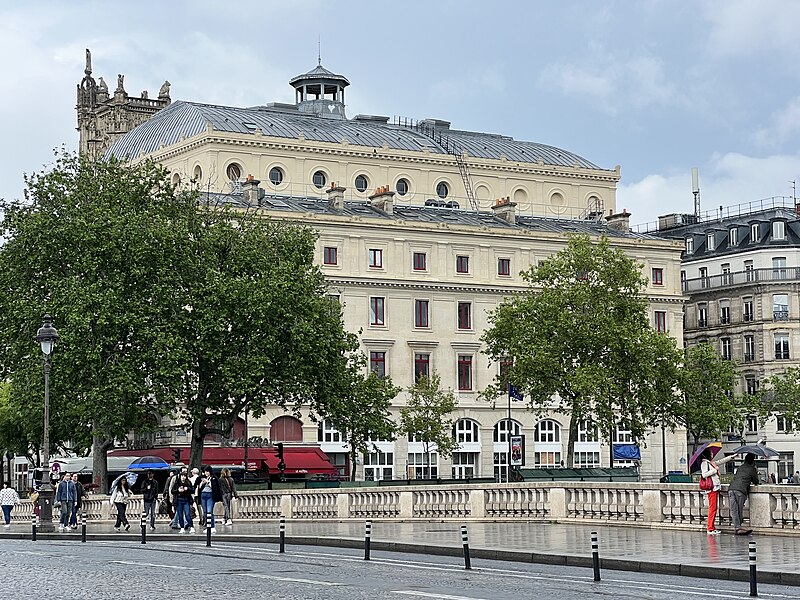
728;453;759;535
0;481;20;528
141;469;160;531
189;467;201;523
769;472;777;484
55;472;77;532
219;468;238;526
172;472;195;534
168;467;187;529
69;474;86;530
198;466;222;533
700;448;735;535
112;477;132;531
794;471;800;485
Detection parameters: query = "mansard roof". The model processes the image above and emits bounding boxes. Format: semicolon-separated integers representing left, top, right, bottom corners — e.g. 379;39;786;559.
206;190;656;241
106;100;606;171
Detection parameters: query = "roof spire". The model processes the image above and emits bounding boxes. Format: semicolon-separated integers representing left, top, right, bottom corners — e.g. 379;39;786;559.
317;35;321;66
85;48;92;76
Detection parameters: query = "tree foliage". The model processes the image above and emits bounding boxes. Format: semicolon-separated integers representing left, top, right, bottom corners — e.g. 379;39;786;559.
400;373;458;478
481;235;683;467
323;361;399;481
673;342;738;455
760;367;800;434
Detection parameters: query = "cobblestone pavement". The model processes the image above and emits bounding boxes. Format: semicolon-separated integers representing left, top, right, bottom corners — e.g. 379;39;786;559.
3;538;800;600
3;518;798;581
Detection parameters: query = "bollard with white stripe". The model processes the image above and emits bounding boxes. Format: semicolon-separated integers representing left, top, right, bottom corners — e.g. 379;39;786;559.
749;541;758;597
80;513;86;543
206;522;212;547
31;515;37;542
364;519;372;561
461;524;472;570
279;515;286;553
591;531;601;582
140;512;147;545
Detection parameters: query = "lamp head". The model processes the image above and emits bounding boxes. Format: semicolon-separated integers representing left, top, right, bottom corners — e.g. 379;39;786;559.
35;314;59;356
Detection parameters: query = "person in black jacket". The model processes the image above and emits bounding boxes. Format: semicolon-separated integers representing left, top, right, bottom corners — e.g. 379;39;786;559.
172;472;196;533
141;469;160;531
197;465;223;533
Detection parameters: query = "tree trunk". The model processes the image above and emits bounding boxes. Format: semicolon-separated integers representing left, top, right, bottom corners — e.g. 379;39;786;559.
92;427;113;494
189;417;205;470
350;446;357;482
566;418;578;469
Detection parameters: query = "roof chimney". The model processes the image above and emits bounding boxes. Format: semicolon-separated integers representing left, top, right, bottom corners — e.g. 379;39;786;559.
606;209;631;232
242;174;265;205
327;182;346;210
369;185;395;215
491;196;516;224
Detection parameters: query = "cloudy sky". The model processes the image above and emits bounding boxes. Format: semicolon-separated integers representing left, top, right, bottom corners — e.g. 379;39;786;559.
2;0;800;228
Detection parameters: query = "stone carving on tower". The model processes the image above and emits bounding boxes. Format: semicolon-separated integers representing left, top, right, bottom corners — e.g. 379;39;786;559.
76;49;172;159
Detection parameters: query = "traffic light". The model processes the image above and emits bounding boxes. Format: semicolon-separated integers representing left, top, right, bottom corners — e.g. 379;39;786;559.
172;448;181;463
276;443;286;482
276;443;284;461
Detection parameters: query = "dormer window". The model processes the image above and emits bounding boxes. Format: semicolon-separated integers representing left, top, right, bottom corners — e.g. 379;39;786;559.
773;221;786;240
729;228;738;246
706;232;715;250
750;223;759;243
685;237;694;254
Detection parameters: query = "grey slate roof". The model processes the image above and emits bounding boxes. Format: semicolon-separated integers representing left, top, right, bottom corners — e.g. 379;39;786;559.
207;191;655;241
106;100;605;171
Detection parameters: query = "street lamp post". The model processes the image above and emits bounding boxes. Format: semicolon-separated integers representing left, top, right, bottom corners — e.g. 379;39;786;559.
35;315;59;533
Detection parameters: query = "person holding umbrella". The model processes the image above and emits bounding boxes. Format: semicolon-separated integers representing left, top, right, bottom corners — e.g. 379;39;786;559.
700;447;736;535
729;453;759;535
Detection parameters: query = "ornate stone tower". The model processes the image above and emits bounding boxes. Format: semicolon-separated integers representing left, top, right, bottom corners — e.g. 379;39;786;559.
76;49;172;158
289;59;350;120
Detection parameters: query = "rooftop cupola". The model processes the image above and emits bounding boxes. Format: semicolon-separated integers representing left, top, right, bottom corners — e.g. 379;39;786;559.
289;60;350;120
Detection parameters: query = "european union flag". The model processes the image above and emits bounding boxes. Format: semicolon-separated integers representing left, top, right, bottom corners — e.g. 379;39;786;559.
508;383;524;401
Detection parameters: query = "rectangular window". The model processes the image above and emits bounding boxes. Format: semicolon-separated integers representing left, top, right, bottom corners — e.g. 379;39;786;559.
773;257;787;280
323;246;338;266
721;338;732;360
651;267;663;286
751;223;760;243
729;228;738;246
721;263;731;285
773;221;786;240
744;335;755;362
498;258;511;276
457;354;473;391
773;294;789;321
698;304;708;328
414;353;430;382
534;452;561;468
719;300;730;325
457;301;472;330
706;232;715;250
369;351;386;378
368;248;383;268
685;237;694;254
654;310;667;333
407;452;438;479
414;299;429;328
699;267;708;288
746;376;759;396
743;298;753;322
745;415;759;434
574;452;600;468
777;415;793;433
456;255;470;274
412;252;427;271
369;297;385;326
775;333;790;359
744;260;755;282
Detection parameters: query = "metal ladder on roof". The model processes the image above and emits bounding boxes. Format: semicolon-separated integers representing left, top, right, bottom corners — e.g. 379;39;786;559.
579;195;604;221
394;117;479;211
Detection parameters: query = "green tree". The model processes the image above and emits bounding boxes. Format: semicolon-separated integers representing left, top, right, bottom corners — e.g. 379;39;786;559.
172;202;360;469
482;235;682;467
400;373;458;479
0;152;191;491
323;363;400;481
674;343;738;455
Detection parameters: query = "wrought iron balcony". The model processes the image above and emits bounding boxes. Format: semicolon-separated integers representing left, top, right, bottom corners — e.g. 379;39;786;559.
682;267;800;293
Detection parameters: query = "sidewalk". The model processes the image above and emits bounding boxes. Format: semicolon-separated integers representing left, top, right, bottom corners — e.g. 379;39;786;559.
4;519;799;585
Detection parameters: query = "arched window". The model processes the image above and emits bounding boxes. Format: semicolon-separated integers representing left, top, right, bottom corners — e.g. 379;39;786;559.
270;415;303;442
493;419;521;443
453;419;480;443
534;419;561;443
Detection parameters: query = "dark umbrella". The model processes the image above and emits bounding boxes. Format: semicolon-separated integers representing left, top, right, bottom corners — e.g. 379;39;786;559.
128;456;170;470
730;444;780;459
109;471;138;494
689;441;722;473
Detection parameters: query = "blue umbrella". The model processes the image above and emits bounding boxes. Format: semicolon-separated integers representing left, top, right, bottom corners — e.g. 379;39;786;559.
128;456;170;470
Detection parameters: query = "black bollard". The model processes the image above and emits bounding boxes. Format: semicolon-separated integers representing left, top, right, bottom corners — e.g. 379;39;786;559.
591;531;601;582
206;522;212;547
279;515;286;553
749;541;758;597
364;519;372;561
80;513;86;543
140;512;147;545
31;515;36;542
461;525;471;570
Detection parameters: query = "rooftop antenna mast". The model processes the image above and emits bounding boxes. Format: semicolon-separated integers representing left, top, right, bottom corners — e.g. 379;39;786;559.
691;167;700;219
791;180;796;203
318;35;321;66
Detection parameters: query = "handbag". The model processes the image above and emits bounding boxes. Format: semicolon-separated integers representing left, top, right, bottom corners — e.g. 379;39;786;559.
158;498;169;516
699;476;713;491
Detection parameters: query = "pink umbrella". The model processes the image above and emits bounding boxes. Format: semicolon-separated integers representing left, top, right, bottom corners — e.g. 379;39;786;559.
689;441;722;473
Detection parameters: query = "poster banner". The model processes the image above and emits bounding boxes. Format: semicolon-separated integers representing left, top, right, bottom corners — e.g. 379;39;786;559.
510;435;524;466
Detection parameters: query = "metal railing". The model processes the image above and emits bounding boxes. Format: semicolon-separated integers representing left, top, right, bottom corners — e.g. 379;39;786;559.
683;267;800;293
